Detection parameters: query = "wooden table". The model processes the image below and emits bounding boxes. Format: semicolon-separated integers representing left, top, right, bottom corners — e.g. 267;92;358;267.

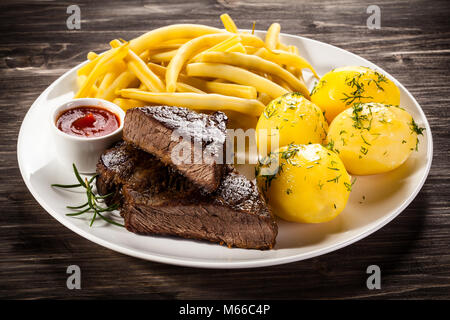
1;0;449;299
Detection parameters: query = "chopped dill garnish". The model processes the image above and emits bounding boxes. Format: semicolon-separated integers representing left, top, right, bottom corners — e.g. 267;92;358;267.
317;181;324;190
327;174;341;183
367;71;388;91
361;134;371;146
280;143;301;160
351;104;372;131
325;139;335;151
409;119;425;151
341;73;373;106
360;146;369;155
263;102;278;119
255;153;281;192
344;178;357;192
311;80;326;95
410;119;425;135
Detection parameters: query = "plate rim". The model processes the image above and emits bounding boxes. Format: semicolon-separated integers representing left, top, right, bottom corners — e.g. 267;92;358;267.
17;31;434;269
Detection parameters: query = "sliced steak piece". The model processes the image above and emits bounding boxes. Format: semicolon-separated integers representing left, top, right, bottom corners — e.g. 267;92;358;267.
96;142;277;250
123;106;228;193
96;141;195;208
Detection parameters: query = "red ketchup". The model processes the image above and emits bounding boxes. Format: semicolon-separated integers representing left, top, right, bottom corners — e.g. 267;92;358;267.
56;106;120;138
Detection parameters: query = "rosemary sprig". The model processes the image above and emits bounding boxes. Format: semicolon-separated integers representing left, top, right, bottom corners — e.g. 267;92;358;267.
50;183;82;188
51;164;123;227
66;202;89;209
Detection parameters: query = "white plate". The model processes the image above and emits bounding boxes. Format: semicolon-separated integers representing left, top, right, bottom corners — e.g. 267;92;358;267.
17;31;433;269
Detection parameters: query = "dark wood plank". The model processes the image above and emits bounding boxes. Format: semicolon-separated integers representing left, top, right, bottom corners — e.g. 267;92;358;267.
0;0;449;299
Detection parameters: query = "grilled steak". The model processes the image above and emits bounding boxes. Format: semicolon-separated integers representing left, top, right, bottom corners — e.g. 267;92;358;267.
123;106;228;193
96;142;278;250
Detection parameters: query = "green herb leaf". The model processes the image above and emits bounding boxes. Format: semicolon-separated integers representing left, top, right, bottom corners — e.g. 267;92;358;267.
52;164;123;228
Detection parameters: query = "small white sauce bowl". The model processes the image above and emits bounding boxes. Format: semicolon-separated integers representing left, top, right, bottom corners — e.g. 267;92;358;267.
50;98;125;174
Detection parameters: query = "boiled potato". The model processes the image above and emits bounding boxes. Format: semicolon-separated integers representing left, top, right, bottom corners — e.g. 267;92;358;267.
256;92;328;156
311;66;400;123
327;103;423;175
256;144;351;223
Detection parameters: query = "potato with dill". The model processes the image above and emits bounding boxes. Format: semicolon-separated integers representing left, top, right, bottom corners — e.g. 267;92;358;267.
256;144;351;223
311;66;400;123
256;92;328;156
327;103;424;175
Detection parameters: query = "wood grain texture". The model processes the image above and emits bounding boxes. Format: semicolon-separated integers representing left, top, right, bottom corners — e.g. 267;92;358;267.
1;0;449;299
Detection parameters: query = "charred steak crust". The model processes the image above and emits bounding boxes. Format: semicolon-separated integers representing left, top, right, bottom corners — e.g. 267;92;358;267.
96;141;196;207
96;142;277;250
123;106;228;193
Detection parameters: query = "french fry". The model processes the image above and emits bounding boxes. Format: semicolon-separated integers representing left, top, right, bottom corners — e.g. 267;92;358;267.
109;39;123;48
99;71;138;101
87;84;98;98
197;51;310;98
288;45;299;55
148;44;182;53
186;62;287;99
287;45;303;78
118;89;265;117
96;71;120;98
271;74;294;91
87;51;98;61
127;50;165;92
147;62;257;99
146;61;170;75
213;35;241;50
166;33;265;92
265;23;280;50
257;92;273;105
129;24;224;54
176;82;206;94
203;82;257;99
77;51;108;76
110;39;168;92
75;44;129;98
203;35;240;53
139;49;150;61
244;46;259;54
190;35;242;61
255;48;319;78
160;38;192;46
149;49;178;63
76;75;87;89
113;98;147;111
224;42;246;54
220;13;239;33
276;42;289;51
128;61;164;92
